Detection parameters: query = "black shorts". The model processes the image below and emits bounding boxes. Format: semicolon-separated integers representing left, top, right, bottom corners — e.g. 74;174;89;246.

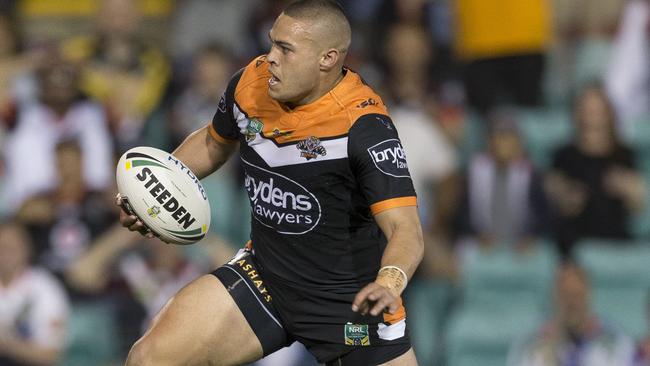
211;247;411;365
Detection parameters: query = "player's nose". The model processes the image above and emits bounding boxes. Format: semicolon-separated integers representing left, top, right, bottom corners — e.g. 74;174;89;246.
267;46;279;66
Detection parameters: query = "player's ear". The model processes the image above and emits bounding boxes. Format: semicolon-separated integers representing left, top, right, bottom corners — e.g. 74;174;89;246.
319;48;340;71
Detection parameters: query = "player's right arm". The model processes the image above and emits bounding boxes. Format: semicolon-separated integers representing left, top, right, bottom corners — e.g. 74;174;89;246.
118;68;244;235
171;125;236;180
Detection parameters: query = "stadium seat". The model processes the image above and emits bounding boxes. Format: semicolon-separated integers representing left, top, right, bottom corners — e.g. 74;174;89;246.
572;38;612;91
445;244;557;366
202;173;251;245
622;115;650;153
542;49;570;108
574;240;650;340
446;304;542;366
518;107;573;169
58;302;120;366
456;110;487;169
630;185;650;239
406;280;454;366
616;115;650;239
461;243;557;312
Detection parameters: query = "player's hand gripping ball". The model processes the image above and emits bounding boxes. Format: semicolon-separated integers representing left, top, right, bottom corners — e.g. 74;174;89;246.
116;146;210;245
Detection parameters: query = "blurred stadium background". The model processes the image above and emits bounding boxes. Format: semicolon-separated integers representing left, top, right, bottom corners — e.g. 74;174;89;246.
1;0;650;365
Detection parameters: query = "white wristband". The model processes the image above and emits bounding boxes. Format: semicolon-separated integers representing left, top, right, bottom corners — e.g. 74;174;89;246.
378;265;408;291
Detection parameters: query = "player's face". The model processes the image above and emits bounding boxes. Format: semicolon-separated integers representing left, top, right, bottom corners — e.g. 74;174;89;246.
266;14;322;104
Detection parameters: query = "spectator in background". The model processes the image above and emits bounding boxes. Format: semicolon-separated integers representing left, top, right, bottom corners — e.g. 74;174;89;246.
64;220;239;358
546;85;646;259
372;0;458;88
552;0;624;98
246;0;292;61
381;21;459;366
0;11;42;113
453;0;550;113
65;228;204;329
605;0;650;130
15;140;116;277
455;109;548;253
169;43;235;147
1;56;113;213
170;0;261;63
14;139;125;363
62;0;170;151
508;264;635;366
382;22;457;227
0;220;69;366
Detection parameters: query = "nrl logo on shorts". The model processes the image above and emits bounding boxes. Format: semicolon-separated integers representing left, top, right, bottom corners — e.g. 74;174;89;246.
297;136;326;160
245;118;264;142
344;323;370;346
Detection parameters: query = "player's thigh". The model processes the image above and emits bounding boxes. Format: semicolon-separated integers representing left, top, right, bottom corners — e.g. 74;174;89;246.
126;274;263;366
377;348;417;366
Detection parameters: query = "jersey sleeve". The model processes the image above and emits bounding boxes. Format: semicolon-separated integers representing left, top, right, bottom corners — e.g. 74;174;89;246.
348;113;417;215
209;68;244;144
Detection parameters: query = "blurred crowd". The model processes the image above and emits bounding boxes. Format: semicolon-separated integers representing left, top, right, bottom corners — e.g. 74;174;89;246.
1;0;650;365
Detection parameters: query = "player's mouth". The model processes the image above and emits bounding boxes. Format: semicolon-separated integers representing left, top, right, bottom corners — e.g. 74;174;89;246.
269;72;280;87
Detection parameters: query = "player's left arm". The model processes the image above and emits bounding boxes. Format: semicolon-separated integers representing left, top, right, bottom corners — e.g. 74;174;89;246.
347;112;424;316
352;206;424;316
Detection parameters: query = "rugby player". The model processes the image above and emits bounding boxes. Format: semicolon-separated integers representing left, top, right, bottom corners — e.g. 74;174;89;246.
119;1;424;365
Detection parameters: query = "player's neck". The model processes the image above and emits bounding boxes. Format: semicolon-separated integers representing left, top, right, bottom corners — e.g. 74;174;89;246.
286;68;345;109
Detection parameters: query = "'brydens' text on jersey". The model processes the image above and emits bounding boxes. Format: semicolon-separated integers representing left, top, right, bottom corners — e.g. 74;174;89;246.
367;139;410;178
243;159;321;235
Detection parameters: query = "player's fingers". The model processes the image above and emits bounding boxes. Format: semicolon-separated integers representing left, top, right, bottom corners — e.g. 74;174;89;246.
352;285;377;312
358;302;370;316
137;225;151;237
369;293;395;316
386;300;399;314
115;193;122;206
359;287;386;315
127;223;139;232
121;210;138;228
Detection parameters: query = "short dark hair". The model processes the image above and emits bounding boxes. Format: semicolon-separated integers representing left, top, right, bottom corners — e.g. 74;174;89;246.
282;0;351;52
283;0;346;19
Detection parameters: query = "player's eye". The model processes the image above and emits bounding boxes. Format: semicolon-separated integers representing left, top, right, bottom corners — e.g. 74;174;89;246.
281;46;290;54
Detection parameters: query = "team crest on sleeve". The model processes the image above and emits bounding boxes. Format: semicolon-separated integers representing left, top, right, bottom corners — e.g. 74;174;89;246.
244;118;264;142
297;136;327;160
367;139;410;178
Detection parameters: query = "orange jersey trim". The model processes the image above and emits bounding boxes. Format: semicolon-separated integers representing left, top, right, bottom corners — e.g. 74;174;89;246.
233;56;389;144
370;196;417;215
383;297;406;324
208;123;237;144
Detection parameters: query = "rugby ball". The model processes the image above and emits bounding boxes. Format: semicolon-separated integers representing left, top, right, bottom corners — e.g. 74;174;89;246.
116;146;210;245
